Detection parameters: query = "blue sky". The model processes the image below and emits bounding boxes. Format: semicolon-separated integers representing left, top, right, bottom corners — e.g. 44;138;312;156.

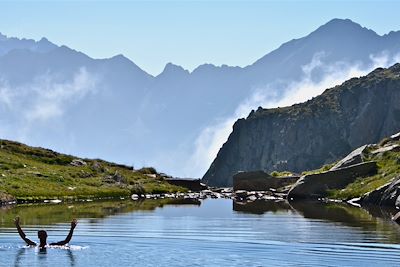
1;0;400;75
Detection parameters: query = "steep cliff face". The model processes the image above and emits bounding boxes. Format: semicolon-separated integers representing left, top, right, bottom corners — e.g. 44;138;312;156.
202;64;400;187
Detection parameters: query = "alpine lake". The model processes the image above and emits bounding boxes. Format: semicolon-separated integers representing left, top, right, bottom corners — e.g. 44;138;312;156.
1;198;400;266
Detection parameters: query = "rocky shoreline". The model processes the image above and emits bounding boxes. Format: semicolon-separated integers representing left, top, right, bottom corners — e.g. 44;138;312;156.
0;192;16;206
2;131;399;212
0;187;285;206
0;185;396;217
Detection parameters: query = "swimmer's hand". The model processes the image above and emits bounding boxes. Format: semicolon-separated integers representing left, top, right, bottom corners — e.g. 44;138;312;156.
49;219;78;246
14;216;20;226
71;219;78;229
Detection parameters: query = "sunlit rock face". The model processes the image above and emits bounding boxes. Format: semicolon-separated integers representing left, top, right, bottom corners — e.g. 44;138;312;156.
203;64;400;187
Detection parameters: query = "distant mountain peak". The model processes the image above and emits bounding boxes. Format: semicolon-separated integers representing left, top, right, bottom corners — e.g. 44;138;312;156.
321;18;360;29
160;63;189;76
192;63;218;74
154;62;189;78
36;37;57;50
311;18;378;37
107;54;141;66
250;18;386;69
110;53;130;61
0;33;58;56
105;54;152;78
326;18;355;25
38;37;50;43
108;54;144;68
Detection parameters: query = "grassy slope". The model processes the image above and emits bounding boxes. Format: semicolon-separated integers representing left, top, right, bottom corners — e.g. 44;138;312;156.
0;140;184;201
328;139;400;199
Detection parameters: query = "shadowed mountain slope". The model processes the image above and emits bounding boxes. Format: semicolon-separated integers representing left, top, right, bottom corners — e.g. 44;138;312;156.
203;64;400;186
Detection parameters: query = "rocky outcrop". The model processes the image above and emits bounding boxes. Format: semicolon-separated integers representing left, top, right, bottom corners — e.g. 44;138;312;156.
165;179;207;192
371;144;400;154
203;64;400;187
233;171;299;191
391;132;400;141
362;176;400;207
70;159;87;166
287;161;377;199
330;145;369;170
0;191;16;205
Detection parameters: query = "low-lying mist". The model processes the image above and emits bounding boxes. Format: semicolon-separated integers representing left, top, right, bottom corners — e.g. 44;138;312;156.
185;52;400;178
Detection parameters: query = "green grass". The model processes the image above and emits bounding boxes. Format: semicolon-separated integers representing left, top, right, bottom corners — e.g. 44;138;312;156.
328;141;400;199
301;162;336;176
0;139;185;201
270;171;295;177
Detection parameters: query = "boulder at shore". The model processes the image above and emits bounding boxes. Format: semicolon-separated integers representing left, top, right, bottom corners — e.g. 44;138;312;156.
329;145;368;170
362;175;400;207
165;178;207;192
233;171;299;191
288;161;377;200
0;191;15;205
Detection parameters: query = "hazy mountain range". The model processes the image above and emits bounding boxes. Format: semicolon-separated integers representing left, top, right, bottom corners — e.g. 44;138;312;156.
1;19;400;178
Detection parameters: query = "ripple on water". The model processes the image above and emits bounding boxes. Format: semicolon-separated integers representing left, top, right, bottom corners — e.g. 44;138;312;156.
2;199;400;266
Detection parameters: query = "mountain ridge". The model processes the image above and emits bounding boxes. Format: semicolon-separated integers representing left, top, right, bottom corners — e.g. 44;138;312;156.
3;19;399;77
1;18;400;178
202;64;400;187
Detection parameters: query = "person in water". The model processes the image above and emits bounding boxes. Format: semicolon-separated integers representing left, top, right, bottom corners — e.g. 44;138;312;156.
14;216;78;248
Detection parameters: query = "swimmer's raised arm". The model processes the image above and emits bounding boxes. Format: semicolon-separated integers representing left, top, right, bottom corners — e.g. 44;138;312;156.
14;217;36;246
50;219;78;246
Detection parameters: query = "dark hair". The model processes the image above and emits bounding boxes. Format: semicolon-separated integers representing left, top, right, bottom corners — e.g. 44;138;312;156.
38;230;48;239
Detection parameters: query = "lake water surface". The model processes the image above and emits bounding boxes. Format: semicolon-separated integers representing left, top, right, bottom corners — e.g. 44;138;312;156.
1;198;400;266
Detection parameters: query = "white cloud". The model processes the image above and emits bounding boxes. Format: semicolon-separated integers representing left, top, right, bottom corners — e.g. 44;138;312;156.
0;67;98;141
188;52;400;177
26;67;98;121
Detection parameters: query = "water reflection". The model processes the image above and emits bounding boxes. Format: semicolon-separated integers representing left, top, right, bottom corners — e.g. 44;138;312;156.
67;249;76;267
234;199;400;243
14;248;25;267
2;198;400;266
0;198;201;227
37;247;48;266
233;200;291;214
2;199;201;267
12;247;77;267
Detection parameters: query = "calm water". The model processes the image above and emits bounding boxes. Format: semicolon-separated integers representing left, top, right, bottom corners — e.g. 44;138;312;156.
1;198;400;266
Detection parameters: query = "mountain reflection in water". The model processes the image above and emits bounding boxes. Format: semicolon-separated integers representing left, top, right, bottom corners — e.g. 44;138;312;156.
2;198;400;266
234;199;400;244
